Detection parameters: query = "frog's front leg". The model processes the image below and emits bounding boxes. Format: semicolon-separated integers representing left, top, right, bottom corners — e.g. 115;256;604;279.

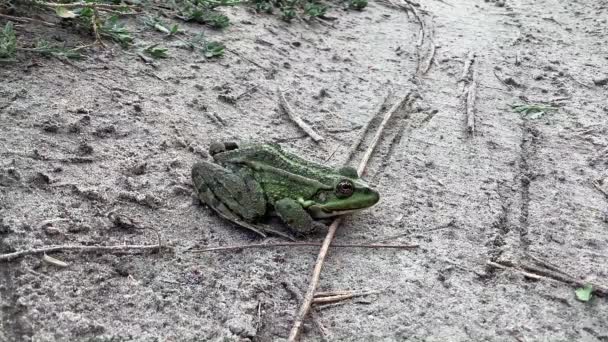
192;161;266;222
274;198;324;235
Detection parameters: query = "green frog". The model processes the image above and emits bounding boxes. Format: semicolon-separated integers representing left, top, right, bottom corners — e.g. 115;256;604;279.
191;141;380;238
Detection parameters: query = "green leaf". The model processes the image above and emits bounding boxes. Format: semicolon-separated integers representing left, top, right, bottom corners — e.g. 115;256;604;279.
203;41;224;58
56;7;78;18
575;284;593;302
100;15;133;46
349;0;367;10
0;21;17;60
144;44;169;59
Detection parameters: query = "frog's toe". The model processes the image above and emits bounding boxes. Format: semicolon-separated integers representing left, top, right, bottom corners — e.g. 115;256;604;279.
208;141;226;156
275;198;318;235
209;141;239;156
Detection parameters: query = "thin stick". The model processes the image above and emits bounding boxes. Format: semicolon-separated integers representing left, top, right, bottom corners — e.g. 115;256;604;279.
190;242;418;253
0;13;56;26
344;91;393;164
420;37;436;75
283;282;329;341
226;48;270;72
357;93;411;175
278;88;325;143
312;290;380;304
592;180;608;199
459;51;475;82
465;68;478;135
34;1;138;10
403;2;425;47
487;261;608;297
493;70;513;90
0;243;168;262
91;12;106;48
288;92;413;341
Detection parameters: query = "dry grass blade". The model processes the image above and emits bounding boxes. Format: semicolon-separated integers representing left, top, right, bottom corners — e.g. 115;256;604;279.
465;67;478;135
0;243;169;262
288;91;413;341
312;290;380;304
487;260;608;297
190;242;418;253
278;88;325;143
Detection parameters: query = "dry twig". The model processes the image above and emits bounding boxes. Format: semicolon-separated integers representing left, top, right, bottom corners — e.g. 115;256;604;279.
465;67;478;135
592;180;608;200
226;48;270;71
487;260;608;297
313;290;380;304
190;242;418;253
283;282;330;341
0;13;56;26
288;91;414;341
344;91;393;165
278;88;325;143
0;243;169;262
459;51;476;82
419;31;436;75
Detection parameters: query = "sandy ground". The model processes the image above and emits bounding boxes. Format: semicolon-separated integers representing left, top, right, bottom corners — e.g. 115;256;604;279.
1;0;607;341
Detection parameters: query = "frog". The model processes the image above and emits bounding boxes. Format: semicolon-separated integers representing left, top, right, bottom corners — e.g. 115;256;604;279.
191;141;380;239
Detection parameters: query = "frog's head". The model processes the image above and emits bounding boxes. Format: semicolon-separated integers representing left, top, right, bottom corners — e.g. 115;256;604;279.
307;166;380;218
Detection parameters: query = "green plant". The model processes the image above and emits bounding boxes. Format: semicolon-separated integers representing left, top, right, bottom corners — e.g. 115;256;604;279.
32;40;86;60
349;0;367;10
184;33;225;58
144;17;181;36
0;21;17;61
173;0;232;29
202;41;224;58
143;44;169;58
100;15;133;46
511;103;557;119
575;284;593;302
304;2;327;17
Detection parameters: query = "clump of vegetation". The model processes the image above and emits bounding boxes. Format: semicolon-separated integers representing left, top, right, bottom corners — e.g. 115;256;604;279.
0;21;16;61
250;0;359;21
0;0;366;62
511;103;558;120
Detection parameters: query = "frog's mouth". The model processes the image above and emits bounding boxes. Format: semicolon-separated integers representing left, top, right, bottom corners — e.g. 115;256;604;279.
308;190;380;218
310;208;361;218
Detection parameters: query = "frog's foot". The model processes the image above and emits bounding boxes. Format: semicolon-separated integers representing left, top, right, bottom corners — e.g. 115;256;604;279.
209;141;239;156
275;198;325;235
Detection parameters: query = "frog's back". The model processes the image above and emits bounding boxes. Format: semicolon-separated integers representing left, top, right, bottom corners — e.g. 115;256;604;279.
216;143;339;181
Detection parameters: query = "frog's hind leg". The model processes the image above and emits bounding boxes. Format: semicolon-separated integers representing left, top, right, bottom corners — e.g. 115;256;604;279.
192;161;268;236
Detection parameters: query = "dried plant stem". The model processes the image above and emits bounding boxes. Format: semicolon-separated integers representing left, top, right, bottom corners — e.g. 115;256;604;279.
487;261;608;297
0;13;56;26
459;51;476;82
312;290;380;304
288;91;413;341
0;243;167;262
465;68;478;135
34;1;138;10
278;88;325;143
356;93;412;175
344;91;393;164
190;242;418;253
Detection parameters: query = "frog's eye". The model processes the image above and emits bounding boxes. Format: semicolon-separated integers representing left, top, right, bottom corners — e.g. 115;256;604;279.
335;180;354;198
